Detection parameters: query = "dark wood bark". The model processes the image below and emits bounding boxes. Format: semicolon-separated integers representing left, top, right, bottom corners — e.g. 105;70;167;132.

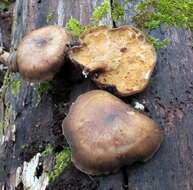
117;1;193;190
0;0;122;190
125;27;193;190
0;0;193;190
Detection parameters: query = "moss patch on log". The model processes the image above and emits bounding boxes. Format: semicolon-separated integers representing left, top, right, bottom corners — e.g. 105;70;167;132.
43;145;71;182
0;0;11;10
65;0;192;50
11;80;21;96
65;18;85;37
134;0;193;31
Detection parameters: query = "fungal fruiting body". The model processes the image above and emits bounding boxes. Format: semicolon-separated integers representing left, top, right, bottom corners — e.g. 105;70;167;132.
17;25;72;81
70;26;156;96
62;90;163;175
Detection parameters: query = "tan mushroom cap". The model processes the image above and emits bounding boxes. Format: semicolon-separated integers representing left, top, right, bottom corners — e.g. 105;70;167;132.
62;90;163;175
70;25;156;96
17;25;72;81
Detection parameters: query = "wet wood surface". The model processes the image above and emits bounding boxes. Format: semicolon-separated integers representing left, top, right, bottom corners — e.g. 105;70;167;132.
0;0;193;190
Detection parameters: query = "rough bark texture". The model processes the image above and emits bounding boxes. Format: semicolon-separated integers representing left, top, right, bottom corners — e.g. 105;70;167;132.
0;0;193;190
126;27;193;190
0;0;122;190
117;2;193;190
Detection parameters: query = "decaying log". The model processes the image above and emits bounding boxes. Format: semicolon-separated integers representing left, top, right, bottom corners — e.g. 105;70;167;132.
117;1;193;190
0;0;193;190
0;0;123;190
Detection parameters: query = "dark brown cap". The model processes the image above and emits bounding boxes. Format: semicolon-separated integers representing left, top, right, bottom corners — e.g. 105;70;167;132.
17;25;72;81
62;90;163;175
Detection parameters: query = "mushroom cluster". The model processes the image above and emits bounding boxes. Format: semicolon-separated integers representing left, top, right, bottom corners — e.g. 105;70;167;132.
0;24;163;175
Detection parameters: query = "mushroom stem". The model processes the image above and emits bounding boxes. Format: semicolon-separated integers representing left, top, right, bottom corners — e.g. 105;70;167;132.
0;46;10;66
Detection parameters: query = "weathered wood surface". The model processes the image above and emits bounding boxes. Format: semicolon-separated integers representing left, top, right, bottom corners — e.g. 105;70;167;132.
118;2;193;189
0;0;122;190
113;1;193;189
126;28;193;190
0;0;193;190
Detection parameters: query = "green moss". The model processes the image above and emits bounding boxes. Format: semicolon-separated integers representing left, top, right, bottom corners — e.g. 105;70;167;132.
33;81;54;107
37;82;53;97
42;145;71;181
92;1;111;23
65;18;99;37
66;0;193;49
65;1;111;37
11;81;22;96
106;0;192;49
0;0;10;10
0;122;4;133
134;0;193;31
47;147;71;182
34;78;68;107
65;18;85;37
111;0;131;22
1;73;22;98
131;0;193;49
92;0;131;23
46;11;55;23
65;19;98;37
146;35;169;50
43;144;54;154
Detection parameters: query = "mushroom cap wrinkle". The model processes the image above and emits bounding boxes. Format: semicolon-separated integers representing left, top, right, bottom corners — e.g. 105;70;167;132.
17;25;72;81
70;25;157;96
62;90;163;175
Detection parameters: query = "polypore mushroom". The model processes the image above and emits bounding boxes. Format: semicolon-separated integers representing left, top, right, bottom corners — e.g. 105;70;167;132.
16;25;72;81
70;25;156;96
62;90;163;175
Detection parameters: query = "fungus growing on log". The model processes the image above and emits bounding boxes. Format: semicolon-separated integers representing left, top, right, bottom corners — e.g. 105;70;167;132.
62;90;163;175
70;25;156;96
16;25;72;81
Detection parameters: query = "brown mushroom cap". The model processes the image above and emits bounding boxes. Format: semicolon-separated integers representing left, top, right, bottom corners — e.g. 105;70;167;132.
62;90;163;175
17;25;72;81
70;25;156;96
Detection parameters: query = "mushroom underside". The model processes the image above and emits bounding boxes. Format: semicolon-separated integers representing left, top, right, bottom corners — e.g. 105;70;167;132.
70;26;156;96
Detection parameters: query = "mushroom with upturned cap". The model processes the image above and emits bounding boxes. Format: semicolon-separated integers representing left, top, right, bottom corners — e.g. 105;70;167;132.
70;25;156;96
62;90;163;175
14;25;72;81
